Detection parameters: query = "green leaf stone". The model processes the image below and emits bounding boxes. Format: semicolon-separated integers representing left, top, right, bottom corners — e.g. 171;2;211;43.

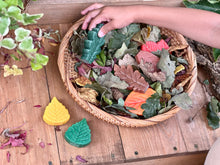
22;13;43;25
0;17;10;36
64;118;91;147
18;36;34;50
81;24;105;64
15;27;31;42
0;38;16;49
8;6;23;22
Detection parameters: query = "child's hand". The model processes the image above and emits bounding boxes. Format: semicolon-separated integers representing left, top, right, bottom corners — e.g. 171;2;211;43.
81;3;135;37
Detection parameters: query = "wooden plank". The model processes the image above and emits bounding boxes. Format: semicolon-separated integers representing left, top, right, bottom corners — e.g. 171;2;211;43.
44;24;125;165
114;152;207;165
0;60;60;164
176;69;220;152
118;117;187;160
26;0;184;24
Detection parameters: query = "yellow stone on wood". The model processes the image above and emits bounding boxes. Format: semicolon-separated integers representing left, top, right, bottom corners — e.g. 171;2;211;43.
43;97;70;126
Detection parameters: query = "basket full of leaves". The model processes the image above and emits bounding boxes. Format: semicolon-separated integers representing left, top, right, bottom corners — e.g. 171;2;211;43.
58;17;197;127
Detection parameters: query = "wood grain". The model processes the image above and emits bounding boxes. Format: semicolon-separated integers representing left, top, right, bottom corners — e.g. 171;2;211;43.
0;61;60;164
26;0;184;24
44;24;125;165
114;152;207;165
118;117;187;160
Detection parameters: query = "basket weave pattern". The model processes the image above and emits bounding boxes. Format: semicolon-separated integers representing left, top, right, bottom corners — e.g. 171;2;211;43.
58;18;197;127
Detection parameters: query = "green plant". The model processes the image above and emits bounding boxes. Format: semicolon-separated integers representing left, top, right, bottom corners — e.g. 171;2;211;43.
183;0;220;61
0;0;49;73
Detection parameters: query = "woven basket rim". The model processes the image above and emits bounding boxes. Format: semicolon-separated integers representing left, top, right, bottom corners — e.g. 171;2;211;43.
58;17;197;127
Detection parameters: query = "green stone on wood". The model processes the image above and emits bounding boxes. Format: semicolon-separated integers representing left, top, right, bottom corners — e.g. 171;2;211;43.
81;24;105;64
64;118;91;147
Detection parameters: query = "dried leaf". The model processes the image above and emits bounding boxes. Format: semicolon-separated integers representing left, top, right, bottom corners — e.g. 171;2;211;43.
169;45;188;57
33;105;42;108
168;92;192;110
76;155;88;163
4;65;23;77
144;26;160;42
114;65;149;93
157;49;176;88
172;74;191;88
139;60;166;82
97;71;129;90
111;88;124;101
78;88;99;105
114;42;128;59
174;64;185;75
39;141;45;148
118;54;137;66
75;76;92;86
7;151;10;163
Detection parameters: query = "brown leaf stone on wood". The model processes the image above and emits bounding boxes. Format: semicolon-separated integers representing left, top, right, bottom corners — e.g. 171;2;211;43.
111;88;124;101
114;64;149;93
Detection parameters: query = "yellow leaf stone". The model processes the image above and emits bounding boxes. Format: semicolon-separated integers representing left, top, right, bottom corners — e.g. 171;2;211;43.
174;64;185;75
43;97;70;126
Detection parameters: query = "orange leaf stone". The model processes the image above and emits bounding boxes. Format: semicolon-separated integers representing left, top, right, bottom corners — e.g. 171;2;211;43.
124;88;156;115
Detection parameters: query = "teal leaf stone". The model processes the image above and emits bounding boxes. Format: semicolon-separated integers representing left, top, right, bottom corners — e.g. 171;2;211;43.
81;24;105;64
64;118;91;147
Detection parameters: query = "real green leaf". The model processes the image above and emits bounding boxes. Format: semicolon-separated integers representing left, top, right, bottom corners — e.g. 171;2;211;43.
0;17;10;36
18;0;24;9
30;60;43;71
22;13;43;25
0;38;16;49
141;93;161;118
15;27;31;42
96;50;106;66
183;0;220;14
7;6;23;21
0;0;8;10
10;54;21;61
5;0;18;6
36;53;49;65
213;48;220;62
18;36;34;50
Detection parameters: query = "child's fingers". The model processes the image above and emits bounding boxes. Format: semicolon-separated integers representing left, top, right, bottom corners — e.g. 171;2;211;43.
81;3;104;15
98;21;116;37
82;9;101;30
88;14;109;30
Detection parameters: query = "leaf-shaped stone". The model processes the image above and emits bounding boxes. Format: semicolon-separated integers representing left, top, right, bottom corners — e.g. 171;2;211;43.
8;6;23;22
15;27;31;42
114;42;128;59
0;17;10;36
0;38;16;49
18;36;34;50
114;64;149;93
43;97;70;126
64;118;91;147
81;24;105;64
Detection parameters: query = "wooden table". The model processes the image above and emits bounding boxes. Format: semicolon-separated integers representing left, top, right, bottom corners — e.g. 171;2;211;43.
0;6;220;164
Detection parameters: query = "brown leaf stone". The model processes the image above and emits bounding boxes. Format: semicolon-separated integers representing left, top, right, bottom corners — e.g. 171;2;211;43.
114;64;149;93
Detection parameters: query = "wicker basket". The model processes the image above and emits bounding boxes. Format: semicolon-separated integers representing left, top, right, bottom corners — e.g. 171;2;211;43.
58;17;197;127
